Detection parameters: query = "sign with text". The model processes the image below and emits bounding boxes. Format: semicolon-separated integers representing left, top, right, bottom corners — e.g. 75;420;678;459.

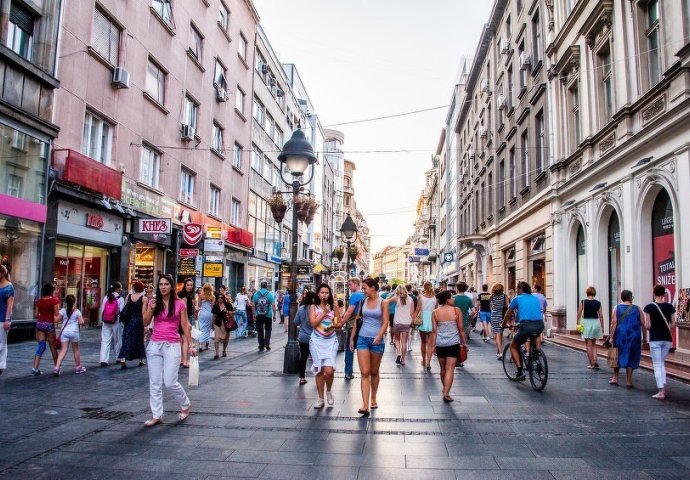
202;263;223;277
179;249;199;257
178;257;197;276
408;256;421;263
206;226;222;239
86;213;104;229
138;218;171;234
183;223;203;245
203;238;224;253
414;248;430;256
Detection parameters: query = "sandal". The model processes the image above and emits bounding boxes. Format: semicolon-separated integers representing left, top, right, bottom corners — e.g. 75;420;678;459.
299;378;307;385
608;379;618;385
357;408;370;417
443;395;454;402
370;403;378;409
178;406;191;421
144;418;162;427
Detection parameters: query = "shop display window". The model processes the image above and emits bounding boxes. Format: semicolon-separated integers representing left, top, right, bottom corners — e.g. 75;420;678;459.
130;244;156;287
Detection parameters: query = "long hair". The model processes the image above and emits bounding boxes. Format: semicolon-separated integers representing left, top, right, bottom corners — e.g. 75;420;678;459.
0;264;8;280
153;274;177;318
65;294;76;318
396;285;408;305
300;291;318;307
423;281;433;295
201;282;215;303
315;283;335;310
179;278;194;298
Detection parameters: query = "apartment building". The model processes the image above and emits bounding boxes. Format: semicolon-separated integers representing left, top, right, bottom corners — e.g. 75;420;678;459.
341;159;370;277
0;0;63;326
410;160;440;286
45;0;259;313
546;0;690;349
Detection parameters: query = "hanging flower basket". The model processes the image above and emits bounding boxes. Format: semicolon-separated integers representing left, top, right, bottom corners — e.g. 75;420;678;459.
293;195;310;223
348;245;359;259
268;194;287;223
305;198;319;226
333;247;344;262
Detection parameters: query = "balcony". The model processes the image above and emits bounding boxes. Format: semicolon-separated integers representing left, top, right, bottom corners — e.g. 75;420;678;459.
52;149;122;200
225;226;254;249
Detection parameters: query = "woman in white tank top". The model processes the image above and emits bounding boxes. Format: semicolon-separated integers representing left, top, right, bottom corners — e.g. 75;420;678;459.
386;285;415;366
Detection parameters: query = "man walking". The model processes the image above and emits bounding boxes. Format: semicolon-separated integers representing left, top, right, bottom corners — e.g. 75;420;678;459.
340;278;364;380
453;282;474;344
252;281;275;352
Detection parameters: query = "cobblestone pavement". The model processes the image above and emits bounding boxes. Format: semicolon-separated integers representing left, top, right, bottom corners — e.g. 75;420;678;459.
1;326;690;479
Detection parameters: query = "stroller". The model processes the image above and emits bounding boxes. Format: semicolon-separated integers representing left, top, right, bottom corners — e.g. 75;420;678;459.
244;305;257;337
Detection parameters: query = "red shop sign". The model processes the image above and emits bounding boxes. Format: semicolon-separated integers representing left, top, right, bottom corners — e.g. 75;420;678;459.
183;223;203;246
179;248;199;257
86;213;104;229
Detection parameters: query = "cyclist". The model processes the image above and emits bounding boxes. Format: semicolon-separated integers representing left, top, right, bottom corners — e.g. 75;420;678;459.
502;281;544;381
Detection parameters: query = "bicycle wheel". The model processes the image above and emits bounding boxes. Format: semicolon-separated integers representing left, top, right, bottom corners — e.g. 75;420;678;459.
528;348;548;391
502;343;520;381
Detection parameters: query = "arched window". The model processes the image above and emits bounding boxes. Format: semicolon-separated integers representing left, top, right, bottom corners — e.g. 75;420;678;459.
651;189;675;304
576;224;586;303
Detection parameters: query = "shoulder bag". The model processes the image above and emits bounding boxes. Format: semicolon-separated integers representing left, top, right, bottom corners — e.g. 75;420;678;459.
652;303;673;336
54;310;71;350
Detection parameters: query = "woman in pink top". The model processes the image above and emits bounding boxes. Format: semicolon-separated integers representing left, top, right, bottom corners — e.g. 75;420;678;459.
142;274;194;427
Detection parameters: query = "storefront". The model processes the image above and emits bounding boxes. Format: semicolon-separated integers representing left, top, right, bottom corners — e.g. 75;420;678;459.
504;246;516;294
128;227;171;289
528;233;546;294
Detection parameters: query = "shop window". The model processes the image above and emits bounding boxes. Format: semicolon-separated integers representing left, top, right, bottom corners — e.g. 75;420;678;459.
92;7;121;65
131;244;156;288
7;2;35;60
1;215;41;324
505;246;516;294
82;111;114;165
235;86;245;115
146;58;166;105
651;189;675;304
139;145;160;189
179;167;195;205
233;142;243;169
189;23;203;61
576;224;586;303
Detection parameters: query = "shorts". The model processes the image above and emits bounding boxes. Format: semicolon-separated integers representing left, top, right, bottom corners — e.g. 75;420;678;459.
356;336;385;355
513;321;544;346
435;344;460;358
393;324;411;334
36;321;55;334
479;312;491;323
60;330;80;343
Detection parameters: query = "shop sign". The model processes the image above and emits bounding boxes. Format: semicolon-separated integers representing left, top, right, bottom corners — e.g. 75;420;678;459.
206;226;223;239
205;255;222;262
204;238;224;252
414;248;429;256
202;262;223;277
121;179;176;219
179;248;198;257
408;256;421;263
529;234;545;255
443;252;454;263
86;213;104;229
138;218;171;234
178;257;197;276
183;224;203;245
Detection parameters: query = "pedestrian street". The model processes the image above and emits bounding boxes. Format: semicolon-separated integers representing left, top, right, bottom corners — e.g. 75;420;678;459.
1;327;690;479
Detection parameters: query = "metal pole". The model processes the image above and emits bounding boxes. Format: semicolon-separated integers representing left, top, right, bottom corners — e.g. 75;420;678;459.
283;180;301;374
344;240;351;306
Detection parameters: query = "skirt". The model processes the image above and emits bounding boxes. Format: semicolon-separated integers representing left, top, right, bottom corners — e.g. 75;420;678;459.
393;324;411;334
581;318;603;340
213;323;228;341
436;344;460;358
309;335;338;374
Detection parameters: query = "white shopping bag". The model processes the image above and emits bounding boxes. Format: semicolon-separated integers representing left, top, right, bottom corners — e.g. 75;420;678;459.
191;321;201;341
188;356;199;387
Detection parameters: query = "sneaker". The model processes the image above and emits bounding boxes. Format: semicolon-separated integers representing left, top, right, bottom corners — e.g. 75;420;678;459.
31;368;42;376
74;366;86;374
265;346;271;351
344;374;354;380
313;399;325;409
326;391;334;406
395;355;401;365
53;366;61;376
100;362;108;367
515;371;526;382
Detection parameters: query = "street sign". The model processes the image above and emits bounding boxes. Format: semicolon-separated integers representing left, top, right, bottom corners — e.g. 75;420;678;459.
179;248;198;257
414;248;430;256
138;218;171;234
202;263;223;277
408;256;420;263
183;223;203;245
443;252;454;263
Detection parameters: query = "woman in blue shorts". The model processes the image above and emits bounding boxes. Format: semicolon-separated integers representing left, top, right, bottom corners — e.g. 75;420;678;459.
354;278;388;416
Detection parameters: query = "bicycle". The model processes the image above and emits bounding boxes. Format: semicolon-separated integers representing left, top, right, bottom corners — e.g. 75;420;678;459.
501;323;548;391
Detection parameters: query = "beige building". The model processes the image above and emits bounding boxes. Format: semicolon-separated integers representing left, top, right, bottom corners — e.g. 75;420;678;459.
371;245;406;285
342;159;370;277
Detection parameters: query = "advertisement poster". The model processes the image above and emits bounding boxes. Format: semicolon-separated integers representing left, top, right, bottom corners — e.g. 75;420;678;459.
652;192;675;305
677;288;690;323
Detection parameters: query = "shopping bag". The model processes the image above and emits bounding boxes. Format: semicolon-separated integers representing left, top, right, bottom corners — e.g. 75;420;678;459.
606;347;619;368
188;356;199;387
190;321;201;341
419;311;433;333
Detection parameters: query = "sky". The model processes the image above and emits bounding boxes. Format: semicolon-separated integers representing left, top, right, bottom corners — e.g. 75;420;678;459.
252;0;494;253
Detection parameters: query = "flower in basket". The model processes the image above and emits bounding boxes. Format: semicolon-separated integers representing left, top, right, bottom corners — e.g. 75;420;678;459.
332;247;344;262
576;324;584;334
268;194;287;223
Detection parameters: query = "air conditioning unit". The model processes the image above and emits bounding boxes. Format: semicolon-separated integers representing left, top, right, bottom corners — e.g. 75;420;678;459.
260;63;269;74
480;78;490;93
468;148;476;160
111;67;130;88
519;51;532;70
268;77;276;87
215;86;228;102
276;88;284;97
478;126;487;139
180;124;195;141
497;94;507;110
500;38;510;55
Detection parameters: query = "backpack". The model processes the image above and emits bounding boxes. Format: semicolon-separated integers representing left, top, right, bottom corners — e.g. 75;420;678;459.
255;291;270;317
102;297;119;324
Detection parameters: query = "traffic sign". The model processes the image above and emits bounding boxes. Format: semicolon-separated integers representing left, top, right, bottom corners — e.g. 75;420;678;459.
414;248;430;256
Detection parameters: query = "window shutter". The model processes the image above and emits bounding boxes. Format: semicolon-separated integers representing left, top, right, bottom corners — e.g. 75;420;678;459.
10;4;35;35
92;8;119;64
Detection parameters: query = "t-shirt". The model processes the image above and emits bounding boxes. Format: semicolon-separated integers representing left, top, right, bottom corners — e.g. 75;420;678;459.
0;284;14;322
347;291;365;329
478;292;492;312
36;297;60;322
453;294;473;325
533;293;548;314
235;293;249;311
643;302;675;342
509;294;543;322
581;299;601;319
252;289;275;318
151;298;186;343
59;308;81;334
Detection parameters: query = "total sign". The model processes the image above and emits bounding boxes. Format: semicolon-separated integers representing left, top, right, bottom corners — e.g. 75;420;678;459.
138;218;171;234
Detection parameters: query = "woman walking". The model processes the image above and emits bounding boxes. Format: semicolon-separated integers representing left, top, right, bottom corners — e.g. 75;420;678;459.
576;286;604;369
419;282;437;371
643;284;676;399
177;278;196;367
234;287;250;338
386;285;414;366
432;291;466;402
197;283;215;352
609;290;643;388
309;284;342;408
118;281;147;369
53;295;86;375
350;278;387;416
142;274;194;427
490;283;508;360
33;283;60;375
295;291;317;385
211;292;234;358
0;264;14;375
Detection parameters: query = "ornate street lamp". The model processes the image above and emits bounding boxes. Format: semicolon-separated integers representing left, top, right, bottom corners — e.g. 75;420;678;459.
340;214;359;305
278;129;317;374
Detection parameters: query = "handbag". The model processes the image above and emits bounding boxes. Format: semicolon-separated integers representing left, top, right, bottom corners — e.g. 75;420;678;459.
353;299;365;339
606;347;619;368
224;311;238;331
412;315;422;327
458;344;468;363
54;309;72;350
119;295;134;324
188;356;199;386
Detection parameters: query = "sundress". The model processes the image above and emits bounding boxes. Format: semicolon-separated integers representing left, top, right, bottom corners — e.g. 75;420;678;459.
490;293;506;333
198;299;213;344
613;304;642;369
118;296;146;361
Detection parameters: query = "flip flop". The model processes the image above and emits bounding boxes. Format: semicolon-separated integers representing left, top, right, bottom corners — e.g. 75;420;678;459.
144;418;162;427
178;406;191;421
357;408;370;417
608;379;618;385
370;403;378;409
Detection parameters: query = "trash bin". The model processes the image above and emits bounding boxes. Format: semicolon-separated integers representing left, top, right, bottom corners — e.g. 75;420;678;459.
336;329;346;352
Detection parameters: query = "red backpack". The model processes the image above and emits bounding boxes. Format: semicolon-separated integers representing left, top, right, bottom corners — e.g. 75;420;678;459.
102;297;119;324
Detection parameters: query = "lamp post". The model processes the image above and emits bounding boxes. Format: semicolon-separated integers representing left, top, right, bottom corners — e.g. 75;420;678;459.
340;213;359;306
278;129;317;374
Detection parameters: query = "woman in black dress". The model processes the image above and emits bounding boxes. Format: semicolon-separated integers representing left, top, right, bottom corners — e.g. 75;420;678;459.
119;281;146;368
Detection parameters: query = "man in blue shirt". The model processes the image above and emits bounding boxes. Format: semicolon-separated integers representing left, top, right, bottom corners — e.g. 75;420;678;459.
341;278;364;380
252;281;276;352
503;281;544;381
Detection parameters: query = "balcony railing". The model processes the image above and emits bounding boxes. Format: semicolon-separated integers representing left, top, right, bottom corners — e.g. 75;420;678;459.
52;149;123;200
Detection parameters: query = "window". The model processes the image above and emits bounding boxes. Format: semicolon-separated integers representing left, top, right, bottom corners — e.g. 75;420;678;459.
275;127;284;149
214;59;227;88
518;41;527;91
146;58;166;104
253;97;265;125
535;110;545;174
235;86;245;114
487;172;493;216
263;157;273;183
180;168;195;205
238;33;247;61
190;24;203;60
218;2;229;31
597;46;614;122
509;148;516;199
265;113;274;136
233;142;243;169
92;7;120;65
212;122;224;153
646;0;661;87
517;0;523;12
139;145;160;189
252;145;262;171
152;0;173;27
82;112;113;165
183;95;198;130
531;11;542;65
521;131;529;189
507;66;514;108
7;174;23;198
7;2;35;60
498;160;505;207
231;198;241;226
569;82;581;149
209;186;221;216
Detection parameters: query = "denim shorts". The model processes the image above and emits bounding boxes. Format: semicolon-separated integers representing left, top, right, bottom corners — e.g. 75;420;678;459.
356;336;385;355
479;312;491;323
